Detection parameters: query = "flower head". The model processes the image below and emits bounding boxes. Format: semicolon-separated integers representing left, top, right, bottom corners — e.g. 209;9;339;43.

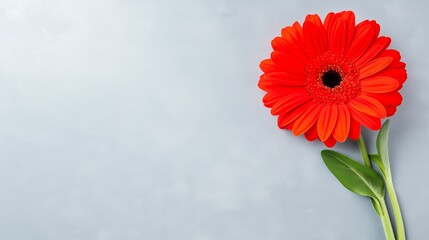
258;11;407;147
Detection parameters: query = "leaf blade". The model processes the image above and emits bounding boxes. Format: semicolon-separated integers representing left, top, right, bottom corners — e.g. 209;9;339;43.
371;197;383;216
377;120;391;176
369;154;386;177
321;150;385;199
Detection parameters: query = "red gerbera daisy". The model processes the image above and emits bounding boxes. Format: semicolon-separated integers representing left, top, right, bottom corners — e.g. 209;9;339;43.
258;11;407;147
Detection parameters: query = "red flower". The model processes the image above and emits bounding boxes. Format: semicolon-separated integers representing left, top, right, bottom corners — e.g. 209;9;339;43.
258;11;407;147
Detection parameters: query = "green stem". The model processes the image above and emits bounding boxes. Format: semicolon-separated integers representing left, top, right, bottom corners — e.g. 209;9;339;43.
357;135;371;167
379;199;397;240
386;176;406;240
357;135;396;240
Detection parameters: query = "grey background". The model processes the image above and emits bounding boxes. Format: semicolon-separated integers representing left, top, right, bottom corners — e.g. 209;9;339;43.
0;0;427;239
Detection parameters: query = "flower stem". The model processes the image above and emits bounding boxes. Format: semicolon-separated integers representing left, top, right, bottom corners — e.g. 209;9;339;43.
379;198;397;240
386;175;406;240
357;135;396;240
357;135;371;167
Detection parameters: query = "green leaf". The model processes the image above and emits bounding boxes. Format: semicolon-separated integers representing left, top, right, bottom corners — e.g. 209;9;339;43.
377;120;391;176
321;150;385;199
371;198;383;216
369;154;386;177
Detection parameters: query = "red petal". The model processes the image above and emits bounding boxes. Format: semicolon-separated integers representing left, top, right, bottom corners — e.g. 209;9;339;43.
271;37;289;52
271;37;307;65
354;37;391;67
348;104;381;130
377;49;401;62
304;122;318;141
303;14;327;57
317;105;338;141
359;57;393;79
277;101;314;129
376;68;407;85
271;90;312;115
271;37;307;63
349;95;387;118
282;22;303;41
348;116;361;140
281;22;306;50
362;92;403;107
324;135;337;148
326;11;356;52
347;21;379;62
390;61;406;69
270;51;305;74
259;59;285;73
339;11;356;51
292;21;304;37
333;104;350;142
292;103;322;136
361;76;399;93
330;19;348;53
386;107;397;116
263;87;297;107
258;72;305;91
324;12;348;53
323;12;336;30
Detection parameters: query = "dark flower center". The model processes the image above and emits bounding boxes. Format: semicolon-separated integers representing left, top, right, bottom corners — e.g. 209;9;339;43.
305;52;360;105
322;69;342;88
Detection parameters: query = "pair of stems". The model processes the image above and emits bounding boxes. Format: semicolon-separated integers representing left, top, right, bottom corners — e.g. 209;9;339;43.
357;135;405;240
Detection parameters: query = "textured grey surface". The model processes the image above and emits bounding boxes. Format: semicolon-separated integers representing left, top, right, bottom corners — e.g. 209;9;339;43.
0;0;428;239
